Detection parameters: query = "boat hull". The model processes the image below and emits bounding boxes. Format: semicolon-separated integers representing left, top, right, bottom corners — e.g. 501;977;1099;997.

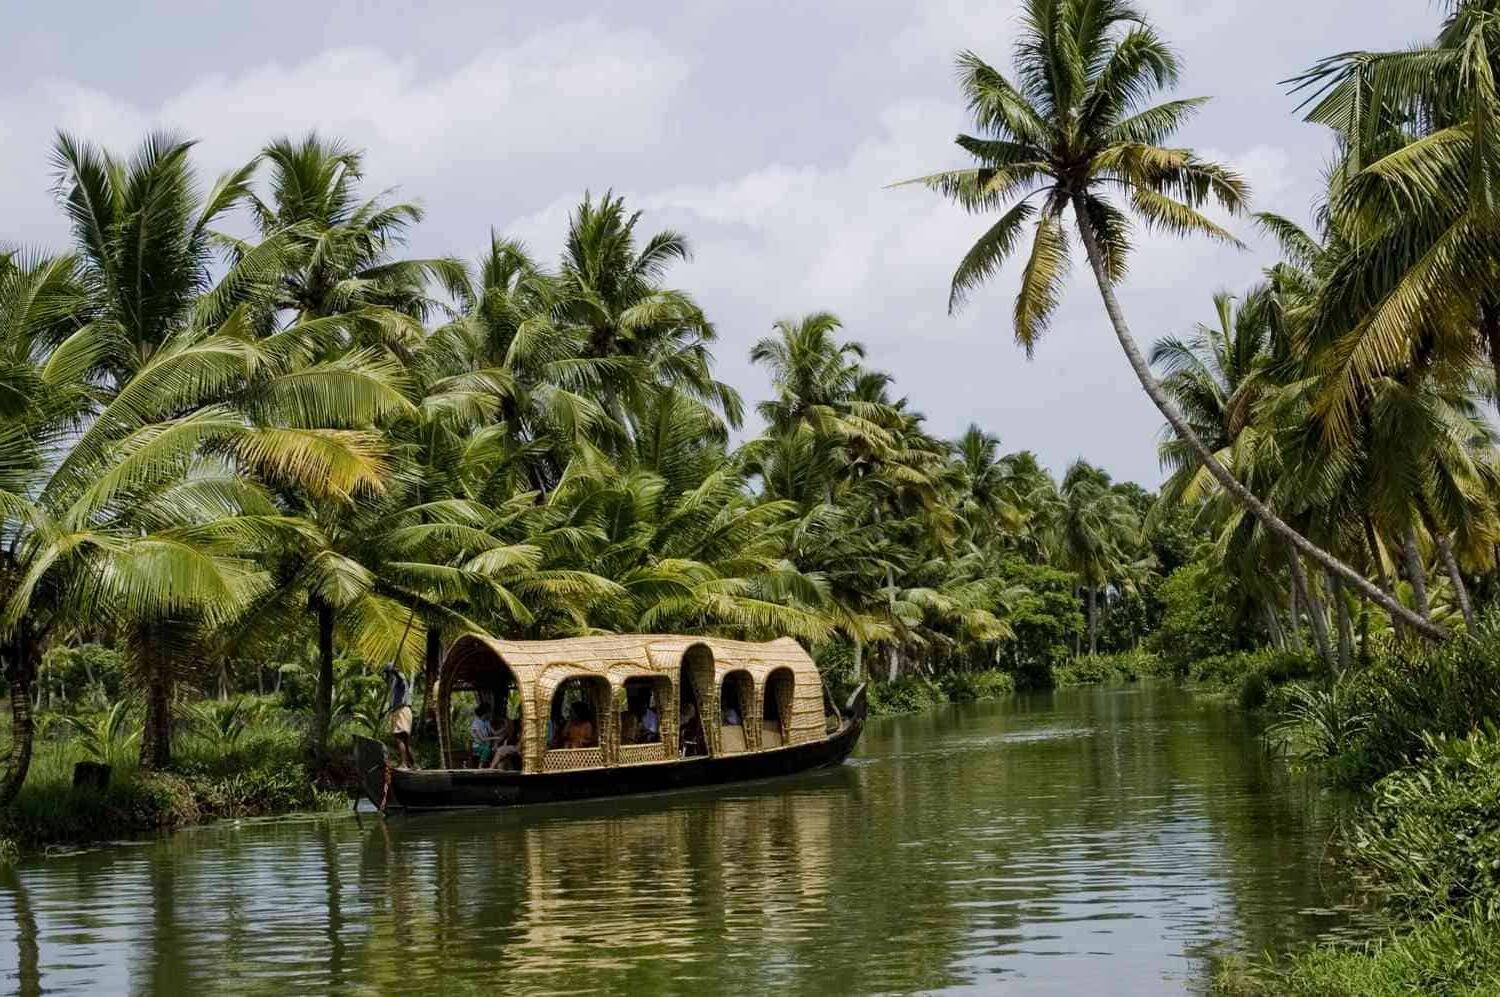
354;685;867;812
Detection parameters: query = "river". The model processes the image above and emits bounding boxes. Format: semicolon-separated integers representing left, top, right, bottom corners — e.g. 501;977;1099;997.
0;682;1372;995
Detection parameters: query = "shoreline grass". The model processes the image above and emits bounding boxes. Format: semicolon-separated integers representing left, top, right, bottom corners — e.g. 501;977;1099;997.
1;696;354;864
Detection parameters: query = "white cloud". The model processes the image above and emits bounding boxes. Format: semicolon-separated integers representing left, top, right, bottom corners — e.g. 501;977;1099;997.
502;92;1298;484
0;0;1428;486
0;19;689;246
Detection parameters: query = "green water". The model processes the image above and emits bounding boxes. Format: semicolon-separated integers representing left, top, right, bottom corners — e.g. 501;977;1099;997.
0;683;1371;995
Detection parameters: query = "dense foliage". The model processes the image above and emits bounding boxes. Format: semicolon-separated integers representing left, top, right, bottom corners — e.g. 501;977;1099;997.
0;117;1193;814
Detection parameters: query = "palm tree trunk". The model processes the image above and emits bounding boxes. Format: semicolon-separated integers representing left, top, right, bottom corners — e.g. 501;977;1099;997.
1414;498;1472;627
1364;516;1403;641
1287;577;1303;651
1262;600;1285;650
1087;586;1098;655
1402;522;1430;620
420;625;442;738
0;622;39;806
1359;595;1371;666
312;599;336;761
1071;197;1446;642
1288;549;1333;667
1330;571;1353;674
1436;533;1474;628
852;636;864;683
139;626;172;770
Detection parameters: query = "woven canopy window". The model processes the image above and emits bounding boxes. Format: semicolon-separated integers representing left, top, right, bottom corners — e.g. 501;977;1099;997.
763;667;794;749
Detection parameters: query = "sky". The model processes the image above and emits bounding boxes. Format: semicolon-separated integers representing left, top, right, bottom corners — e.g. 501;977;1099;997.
0;1;1442;486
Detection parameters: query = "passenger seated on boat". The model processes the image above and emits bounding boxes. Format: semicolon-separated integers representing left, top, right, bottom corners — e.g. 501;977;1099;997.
560;700;597;748
470;703;497;768
620;688;661;745
488;716;521;771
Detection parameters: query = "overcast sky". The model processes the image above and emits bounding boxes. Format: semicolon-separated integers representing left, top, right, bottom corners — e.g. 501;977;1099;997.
0;1;1441;486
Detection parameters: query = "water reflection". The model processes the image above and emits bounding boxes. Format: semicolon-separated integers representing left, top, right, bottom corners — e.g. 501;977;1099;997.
0;684;1372;995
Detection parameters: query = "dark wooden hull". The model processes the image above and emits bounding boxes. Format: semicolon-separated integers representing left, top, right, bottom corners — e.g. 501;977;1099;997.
354;686;866;812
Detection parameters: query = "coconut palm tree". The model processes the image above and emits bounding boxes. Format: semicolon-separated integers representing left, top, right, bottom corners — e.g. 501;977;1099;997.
252;134;469;330
555;192;743;437
1289;1;1500;423
902;0;1443;639
0;251;93;802
36;133;415;767
1056;461;1139;655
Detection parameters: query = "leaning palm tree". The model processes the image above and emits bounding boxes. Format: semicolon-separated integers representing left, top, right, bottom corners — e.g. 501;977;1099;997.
901;0;1442;639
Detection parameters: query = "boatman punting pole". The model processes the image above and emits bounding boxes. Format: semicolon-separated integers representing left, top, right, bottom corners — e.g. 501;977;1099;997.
380;611;418;770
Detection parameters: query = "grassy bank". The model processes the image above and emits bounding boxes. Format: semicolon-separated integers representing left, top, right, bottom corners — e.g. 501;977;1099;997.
1051;650;1171;687
1208;619;1500;994
0;697;350;863
864;650;1178;718
864;670;1018;717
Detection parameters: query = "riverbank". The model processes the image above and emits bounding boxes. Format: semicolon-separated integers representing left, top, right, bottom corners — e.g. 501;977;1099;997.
1204;620;1500;995
863;669;1017;717
0;703;350;864
862;652;1173;718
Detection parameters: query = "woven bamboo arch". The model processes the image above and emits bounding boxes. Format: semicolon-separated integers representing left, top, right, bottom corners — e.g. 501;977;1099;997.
537;665;613;771
717;669;756;754
607;662;676;766
436;636;526;768
761;666;795;749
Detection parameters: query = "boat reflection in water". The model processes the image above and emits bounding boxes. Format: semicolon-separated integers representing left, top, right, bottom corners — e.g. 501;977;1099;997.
354;766;855;993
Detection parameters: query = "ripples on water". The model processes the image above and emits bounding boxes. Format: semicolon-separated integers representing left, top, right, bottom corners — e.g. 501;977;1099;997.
0;683;1372;995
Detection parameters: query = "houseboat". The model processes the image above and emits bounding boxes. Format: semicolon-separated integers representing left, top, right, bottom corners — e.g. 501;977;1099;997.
354;633;868;811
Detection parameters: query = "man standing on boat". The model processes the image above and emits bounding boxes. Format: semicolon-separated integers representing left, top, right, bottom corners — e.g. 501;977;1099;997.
383;663;416;769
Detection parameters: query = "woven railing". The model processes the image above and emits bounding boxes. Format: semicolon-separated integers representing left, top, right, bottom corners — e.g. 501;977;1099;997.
542;746;605;772
617;742;668;766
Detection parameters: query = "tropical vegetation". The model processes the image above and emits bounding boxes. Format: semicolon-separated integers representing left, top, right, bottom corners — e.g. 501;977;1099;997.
0;120;1173;848
9;0;1500;990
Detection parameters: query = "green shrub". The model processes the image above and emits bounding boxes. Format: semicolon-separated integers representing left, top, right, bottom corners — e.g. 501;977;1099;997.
1264;677;1374;764
1188;649;1320;709
1214;908;1500;996
1344;727;1500;917
1148;560;1251;671
1334;615;1500;784
1053;650;1164;687
2;702;344;853
867;677;945;716
939;670;1016;704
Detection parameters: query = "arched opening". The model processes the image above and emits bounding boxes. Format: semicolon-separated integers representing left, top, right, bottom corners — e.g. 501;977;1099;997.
678;644;712;758
547;676;608;748
438;636;525;770
616;673;672;765
719;669;754;754
762;667;794;749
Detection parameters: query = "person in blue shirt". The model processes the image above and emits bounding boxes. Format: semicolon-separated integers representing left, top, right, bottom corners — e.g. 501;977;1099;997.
382;664;416;769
